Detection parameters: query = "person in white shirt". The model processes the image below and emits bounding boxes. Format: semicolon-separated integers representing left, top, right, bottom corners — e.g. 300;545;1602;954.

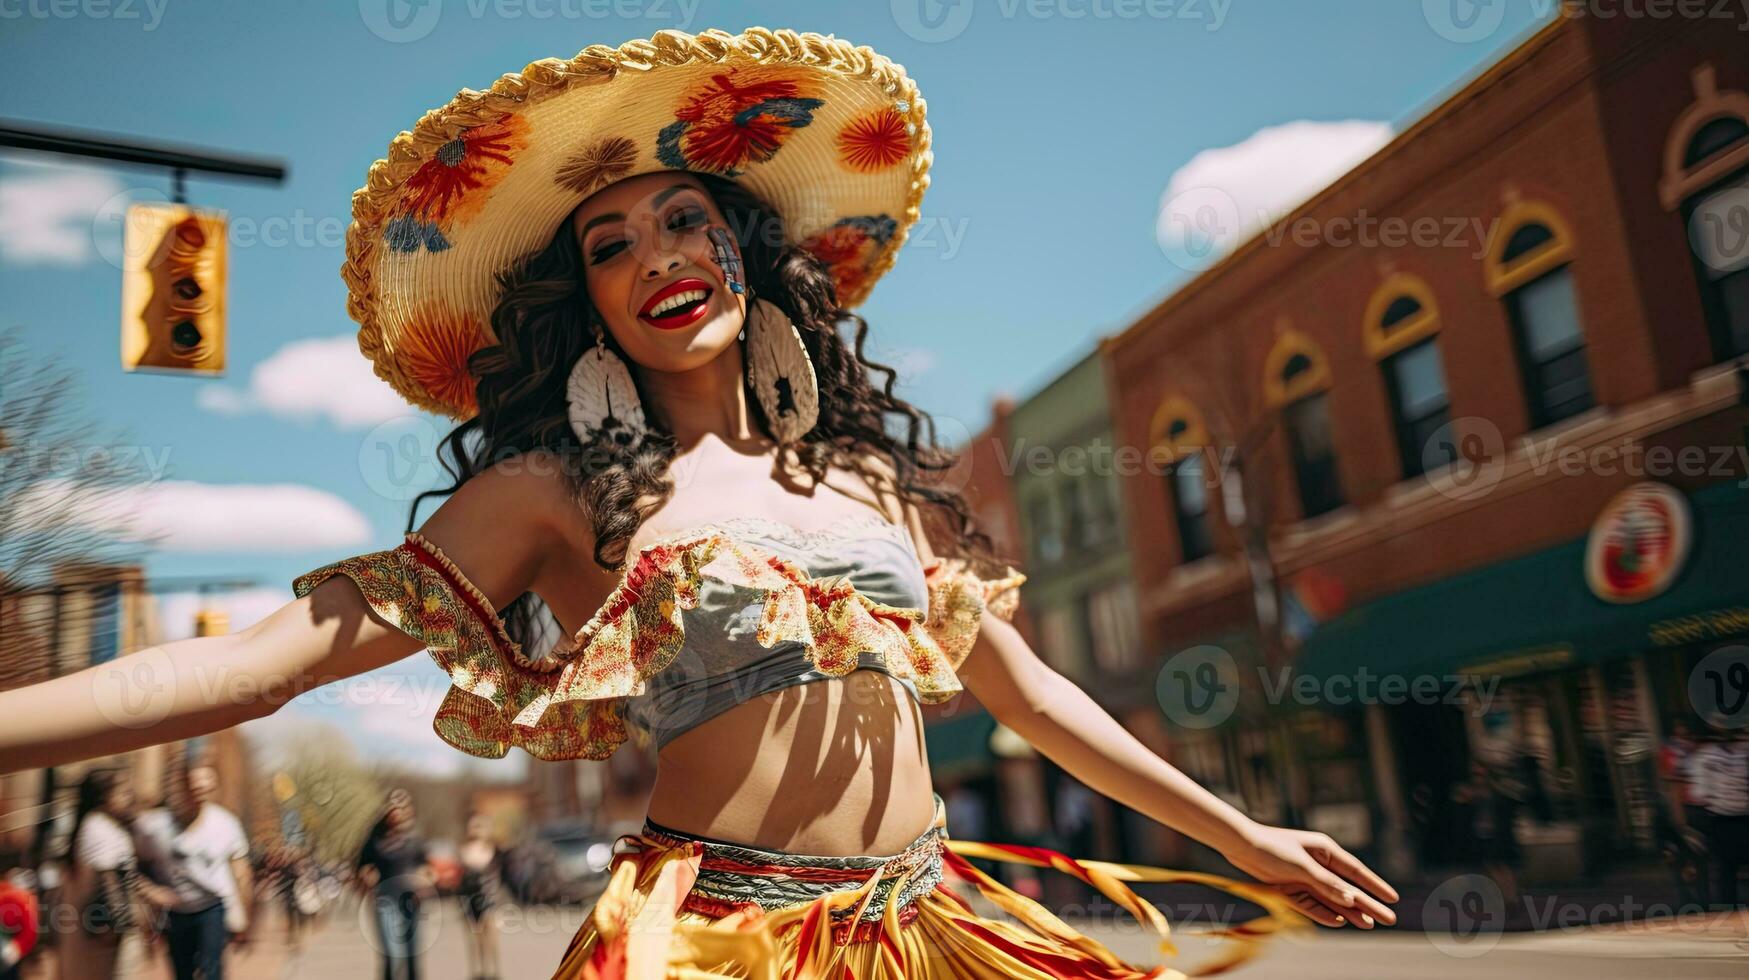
133;765;252;979
1689;729;1749;908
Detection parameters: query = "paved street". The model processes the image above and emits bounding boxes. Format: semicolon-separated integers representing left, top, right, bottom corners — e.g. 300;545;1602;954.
102;889;1748;979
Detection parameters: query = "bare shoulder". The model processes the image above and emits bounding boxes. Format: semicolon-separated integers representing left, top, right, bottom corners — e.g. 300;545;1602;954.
416;450;593;573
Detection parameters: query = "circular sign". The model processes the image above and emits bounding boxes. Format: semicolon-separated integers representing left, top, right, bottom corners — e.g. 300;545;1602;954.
1584;482;1692;604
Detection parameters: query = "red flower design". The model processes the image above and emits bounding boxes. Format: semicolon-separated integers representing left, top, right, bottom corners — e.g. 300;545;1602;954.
657;68;824;175
398;113;529;228
837;107;912;173
399;308;485;415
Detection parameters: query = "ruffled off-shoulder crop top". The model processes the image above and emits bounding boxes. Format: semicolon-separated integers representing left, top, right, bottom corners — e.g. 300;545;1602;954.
290;512;1026;762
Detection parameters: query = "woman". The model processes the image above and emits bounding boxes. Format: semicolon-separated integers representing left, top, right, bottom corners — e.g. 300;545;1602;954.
0;27;1397;977
355;791;433;980
57;770;174;980
456;814;505;980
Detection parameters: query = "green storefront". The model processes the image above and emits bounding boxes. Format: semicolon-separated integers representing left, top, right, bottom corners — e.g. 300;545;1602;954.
1293;480;1749;877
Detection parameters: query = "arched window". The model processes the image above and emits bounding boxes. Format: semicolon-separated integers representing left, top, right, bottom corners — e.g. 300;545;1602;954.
1364;274;1450;479
1660;64;1749;361
1149;396;1213;563
1484;203;1594;428
1264;330;1344;519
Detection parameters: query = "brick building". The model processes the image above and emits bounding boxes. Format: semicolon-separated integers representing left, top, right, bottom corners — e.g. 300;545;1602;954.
1102;8;1749;878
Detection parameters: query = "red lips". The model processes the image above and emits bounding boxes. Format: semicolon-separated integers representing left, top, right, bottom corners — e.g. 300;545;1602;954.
638;277;714;330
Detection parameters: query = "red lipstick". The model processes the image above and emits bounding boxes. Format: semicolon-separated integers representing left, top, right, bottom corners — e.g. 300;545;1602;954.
637;277;714;330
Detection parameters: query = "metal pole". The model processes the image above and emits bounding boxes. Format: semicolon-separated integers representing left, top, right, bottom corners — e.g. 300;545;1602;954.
0;119;286;185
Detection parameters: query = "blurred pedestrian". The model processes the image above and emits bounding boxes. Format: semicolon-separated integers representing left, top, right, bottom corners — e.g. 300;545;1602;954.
133;764;252;979
1659;717;1705;829
58;769;175;980
456;814;504;980
355;790;433;980
1690;727;1749;908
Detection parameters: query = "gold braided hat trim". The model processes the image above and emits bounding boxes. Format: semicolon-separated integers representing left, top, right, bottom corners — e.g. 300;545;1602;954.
345;26;933;419
291;529;1023;762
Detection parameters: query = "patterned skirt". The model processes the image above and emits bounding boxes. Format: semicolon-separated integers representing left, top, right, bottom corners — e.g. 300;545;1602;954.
550;796;1304;979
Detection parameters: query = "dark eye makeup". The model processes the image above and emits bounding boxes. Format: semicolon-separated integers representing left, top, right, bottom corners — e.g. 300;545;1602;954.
586;200;709;266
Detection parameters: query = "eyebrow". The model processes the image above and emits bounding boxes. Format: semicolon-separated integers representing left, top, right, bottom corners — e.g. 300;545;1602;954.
578;182;703;238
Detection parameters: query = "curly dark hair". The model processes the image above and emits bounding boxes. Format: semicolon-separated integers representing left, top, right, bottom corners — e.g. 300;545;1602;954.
406;172;1001;651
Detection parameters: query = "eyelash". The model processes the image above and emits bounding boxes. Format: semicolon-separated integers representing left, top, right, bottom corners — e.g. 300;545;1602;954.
589;205;707;265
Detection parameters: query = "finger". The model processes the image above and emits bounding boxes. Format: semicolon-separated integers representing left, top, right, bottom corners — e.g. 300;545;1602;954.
1279;887;1349;928
1314;842;1400;906
1302;861;1363;913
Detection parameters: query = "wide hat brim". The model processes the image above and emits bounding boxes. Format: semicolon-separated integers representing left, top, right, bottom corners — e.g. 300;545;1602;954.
342;26;932;420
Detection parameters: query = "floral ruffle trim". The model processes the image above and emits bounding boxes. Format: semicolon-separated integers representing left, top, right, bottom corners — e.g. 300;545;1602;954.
921;554;1027;669
291;530;1028;763
542;529;971;708
290;533;626;762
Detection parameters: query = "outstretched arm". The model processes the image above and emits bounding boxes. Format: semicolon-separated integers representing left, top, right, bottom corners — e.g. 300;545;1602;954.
0;459;578;774
892;495;1398;929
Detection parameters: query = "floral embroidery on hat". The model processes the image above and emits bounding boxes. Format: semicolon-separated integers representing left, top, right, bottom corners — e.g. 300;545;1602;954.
383;215;452;254
655;68;825;177
393;113;530;233
837;106;912;173
555;135;638;197
399;307;486;415
801;214;899;303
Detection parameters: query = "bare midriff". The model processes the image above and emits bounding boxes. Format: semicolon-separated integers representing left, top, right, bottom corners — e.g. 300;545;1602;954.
641;668;940;857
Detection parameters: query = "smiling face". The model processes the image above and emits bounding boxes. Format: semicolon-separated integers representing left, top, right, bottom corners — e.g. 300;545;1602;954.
569;171;750;374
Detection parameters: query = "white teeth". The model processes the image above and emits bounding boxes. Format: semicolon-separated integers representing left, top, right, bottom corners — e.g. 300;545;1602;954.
648;288;707;317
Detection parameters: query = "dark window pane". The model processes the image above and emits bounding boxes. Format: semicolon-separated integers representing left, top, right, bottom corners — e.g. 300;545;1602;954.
1380;295;1422;331
1501;223;1555;264
1170;456;1212;562
1509;266;1594;427
1285;392;1345;518
1687;168;1749;360
1685;115;1749;167
1383;339;1451;479
1282;352;1313;383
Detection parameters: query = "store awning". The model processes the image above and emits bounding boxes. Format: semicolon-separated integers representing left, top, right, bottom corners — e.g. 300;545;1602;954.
1294;481;1749;685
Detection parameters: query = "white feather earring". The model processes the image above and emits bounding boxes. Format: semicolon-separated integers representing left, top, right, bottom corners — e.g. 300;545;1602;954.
744;295;819;446
566;331;649;451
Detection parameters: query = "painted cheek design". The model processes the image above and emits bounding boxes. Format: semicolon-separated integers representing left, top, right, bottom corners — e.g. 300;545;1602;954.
707;225;746;295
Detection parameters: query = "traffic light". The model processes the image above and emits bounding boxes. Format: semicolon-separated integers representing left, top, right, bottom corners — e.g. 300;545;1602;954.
120;202;227;375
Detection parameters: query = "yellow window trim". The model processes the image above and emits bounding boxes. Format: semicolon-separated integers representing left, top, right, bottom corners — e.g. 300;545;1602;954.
1658;63;1749;212
1483;201;1575;296
1263;327;1333;408
1148;394;1209;466
1363;272;1441;360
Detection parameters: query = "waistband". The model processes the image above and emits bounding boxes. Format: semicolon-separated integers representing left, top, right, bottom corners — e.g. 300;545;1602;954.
626;813;946;927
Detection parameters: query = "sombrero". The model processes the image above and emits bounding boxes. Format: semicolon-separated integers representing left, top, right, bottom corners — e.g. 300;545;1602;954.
342;26;932;420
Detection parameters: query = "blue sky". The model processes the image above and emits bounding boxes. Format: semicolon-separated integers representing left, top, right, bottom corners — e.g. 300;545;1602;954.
0;0;1554;771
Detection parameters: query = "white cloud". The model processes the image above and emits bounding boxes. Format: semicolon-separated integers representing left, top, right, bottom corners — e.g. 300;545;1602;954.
15;478;374;552
0;165;128;265
1157;119;1394;264
198;335;418;430
156;586;299;640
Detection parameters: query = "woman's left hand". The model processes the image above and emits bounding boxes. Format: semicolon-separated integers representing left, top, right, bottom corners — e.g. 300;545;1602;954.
1219;822;1399;929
